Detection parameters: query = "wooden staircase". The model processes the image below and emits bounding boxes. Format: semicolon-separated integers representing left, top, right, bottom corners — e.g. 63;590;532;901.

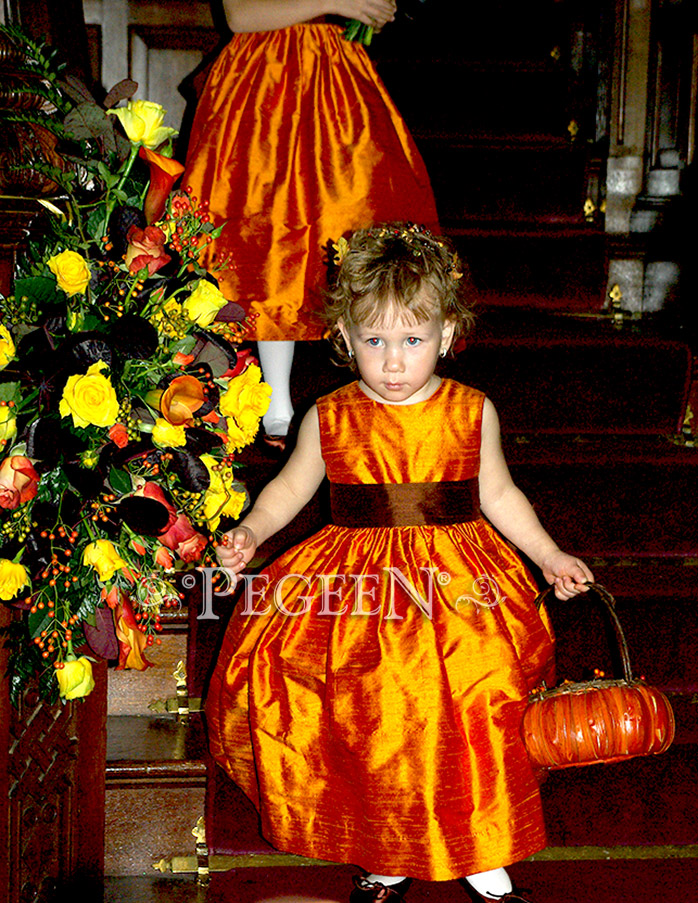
104;613;207;898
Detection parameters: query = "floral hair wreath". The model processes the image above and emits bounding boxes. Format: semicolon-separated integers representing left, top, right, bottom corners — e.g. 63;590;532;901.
331;223;463;281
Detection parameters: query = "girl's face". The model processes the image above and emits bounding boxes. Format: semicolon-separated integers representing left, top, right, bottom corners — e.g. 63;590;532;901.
338;295;455;405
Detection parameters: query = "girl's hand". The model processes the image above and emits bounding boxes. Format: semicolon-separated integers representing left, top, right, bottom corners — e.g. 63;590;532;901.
336;0;397;30
216;524;257;585
540;550;594;600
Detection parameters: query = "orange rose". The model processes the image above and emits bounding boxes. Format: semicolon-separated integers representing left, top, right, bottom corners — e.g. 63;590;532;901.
160;513;207;562
154;546;174;569
109;422;130;448
0;456;40;509
125;224;171;276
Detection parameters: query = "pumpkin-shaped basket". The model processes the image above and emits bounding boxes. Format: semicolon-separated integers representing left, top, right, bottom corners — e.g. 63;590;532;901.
522;583;675;770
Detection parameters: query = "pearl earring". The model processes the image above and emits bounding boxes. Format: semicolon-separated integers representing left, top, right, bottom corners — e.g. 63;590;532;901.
348;349;354;359
440;348;448;358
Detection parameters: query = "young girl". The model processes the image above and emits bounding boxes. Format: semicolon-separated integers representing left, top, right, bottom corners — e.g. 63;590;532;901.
183;0;438;447
208;224;593;903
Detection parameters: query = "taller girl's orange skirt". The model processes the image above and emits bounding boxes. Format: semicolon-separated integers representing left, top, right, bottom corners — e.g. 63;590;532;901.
183;24;439;340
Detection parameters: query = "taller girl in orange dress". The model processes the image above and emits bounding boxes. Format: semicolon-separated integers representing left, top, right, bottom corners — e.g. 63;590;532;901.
183;0;438;446
209;224;594;902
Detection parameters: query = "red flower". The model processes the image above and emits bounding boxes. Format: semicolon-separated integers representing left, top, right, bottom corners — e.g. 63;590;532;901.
222;347;258;379
125;224;171;276
139;146;185;224
0;456;39;509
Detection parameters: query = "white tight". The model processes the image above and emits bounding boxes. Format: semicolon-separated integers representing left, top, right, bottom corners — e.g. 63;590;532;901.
257;340;295;436
364;866;512;898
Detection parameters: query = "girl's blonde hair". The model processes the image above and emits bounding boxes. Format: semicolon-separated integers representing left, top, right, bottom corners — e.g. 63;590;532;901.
323;223;475;364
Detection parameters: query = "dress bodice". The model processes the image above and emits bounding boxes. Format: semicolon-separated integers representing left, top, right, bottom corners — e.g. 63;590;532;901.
317;379;484;485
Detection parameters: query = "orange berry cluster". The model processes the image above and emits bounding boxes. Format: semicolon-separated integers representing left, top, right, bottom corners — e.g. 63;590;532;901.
90;494;117;523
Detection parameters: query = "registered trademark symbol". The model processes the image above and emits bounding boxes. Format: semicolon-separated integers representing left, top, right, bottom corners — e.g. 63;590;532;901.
437;571;451;585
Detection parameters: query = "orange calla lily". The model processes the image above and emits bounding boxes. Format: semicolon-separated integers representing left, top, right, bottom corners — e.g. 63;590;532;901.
139;146;185;224
160;374;205;426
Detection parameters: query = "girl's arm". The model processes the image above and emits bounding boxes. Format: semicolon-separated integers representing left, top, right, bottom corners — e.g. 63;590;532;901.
222;0;396;33
216;405;326;579
478;397;593;600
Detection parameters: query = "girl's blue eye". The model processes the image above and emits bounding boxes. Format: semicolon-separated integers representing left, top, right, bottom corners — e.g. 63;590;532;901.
406;337;421;346
366;337;382;347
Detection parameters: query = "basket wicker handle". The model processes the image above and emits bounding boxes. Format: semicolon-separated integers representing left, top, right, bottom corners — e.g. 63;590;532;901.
534;582;634;684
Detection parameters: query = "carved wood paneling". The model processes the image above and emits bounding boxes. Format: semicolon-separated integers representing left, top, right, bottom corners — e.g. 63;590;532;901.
1;631;107;903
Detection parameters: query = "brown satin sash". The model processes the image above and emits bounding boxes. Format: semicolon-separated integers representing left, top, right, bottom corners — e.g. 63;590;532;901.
330;480;481;528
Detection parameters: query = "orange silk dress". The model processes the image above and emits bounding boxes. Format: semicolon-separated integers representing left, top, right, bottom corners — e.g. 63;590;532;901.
182;24;439;340
205;380;555;881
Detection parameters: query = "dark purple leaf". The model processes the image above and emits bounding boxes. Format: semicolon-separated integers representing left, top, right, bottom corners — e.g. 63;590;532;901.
118;496;171;535
215;301;247;323
103;79;138;109
111;315;159;360
66;334;114;373
168;448;210;492
84;605;119;660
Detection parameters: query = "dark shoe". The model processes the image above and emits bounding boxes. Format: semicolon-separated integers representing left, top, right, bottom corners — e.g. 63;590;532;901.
261;419;296;455
458;879;534;903
350;875;412;902
262;431;288;452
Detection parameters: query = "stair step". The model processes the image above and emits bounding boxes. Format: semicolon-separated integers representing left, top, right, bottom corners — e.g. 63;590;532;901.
542;743;698;847
105;715;207;877
108;629;188;716
203;857;698;903
104;874;203;903
382;62;572;138
421;144;592;223
102;854;698;902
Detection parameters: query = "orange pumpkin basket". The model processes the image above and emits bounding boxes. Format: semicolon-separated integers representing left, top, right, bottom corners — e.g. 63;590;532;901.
522;583;675;770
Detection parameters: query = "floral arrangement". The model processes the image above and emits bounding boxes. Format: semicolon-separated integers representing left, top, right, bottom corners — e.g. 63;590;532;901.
0;28;270;704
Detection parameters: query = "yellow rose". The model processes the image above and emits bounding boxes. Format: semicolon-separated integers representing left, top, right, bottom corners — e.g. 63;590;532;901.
0;323;15;369
183;280;228;327
107;100;177;149
225;416;257;453
200;453;247;530
220;365;272;421
151;417;187;448
0;558;29;601
0;405;17;442
59;360;120;429
235;406;262;433
82;539;127;582
47;249;91;296
56;656;95;700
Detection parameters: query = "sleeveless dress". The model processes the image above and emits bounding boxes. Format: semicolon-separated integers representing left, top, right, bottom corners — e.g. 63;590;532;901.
183;24;439;341
205;380;555;881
